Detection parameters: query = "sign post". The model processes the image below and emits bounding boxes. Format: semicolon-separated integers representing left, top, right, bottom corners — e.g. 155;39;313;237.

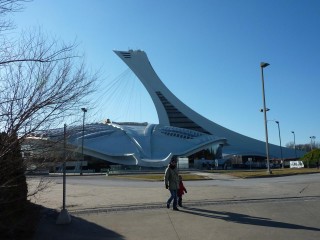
56;124;71;224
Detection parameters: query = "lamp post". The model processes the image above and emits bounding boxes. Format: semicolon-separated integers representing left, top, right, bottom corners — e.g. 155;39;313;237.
291;131;297;159
310;136;316;151
274;121;284;168
80;107;87;176
267;119;284;168
260;62;271;174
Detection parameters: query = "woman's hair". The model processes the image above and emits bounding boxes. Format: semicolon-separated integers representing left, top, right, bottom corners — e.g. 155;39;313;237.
170;158;177;164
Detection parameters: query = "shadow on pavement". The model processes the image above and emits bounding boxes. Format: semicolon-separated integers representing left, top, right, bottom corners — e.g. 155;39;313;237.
33;208;124;240
181;206;320;232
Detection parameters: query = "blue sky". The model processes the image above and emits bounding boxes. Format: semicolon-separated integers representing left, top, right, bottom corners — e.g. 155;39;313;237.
11;0;320;147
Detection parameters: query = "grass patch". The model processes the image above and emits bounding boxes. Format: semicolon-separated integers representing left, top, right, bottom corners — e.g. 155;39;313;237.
209;168;320;178
110;173;208;181
108;168;320;181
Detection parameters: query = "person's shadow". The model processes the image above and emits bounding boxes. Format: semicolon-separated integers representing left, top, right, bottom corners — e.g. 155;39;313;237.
33;208;125;240
180;206;320;232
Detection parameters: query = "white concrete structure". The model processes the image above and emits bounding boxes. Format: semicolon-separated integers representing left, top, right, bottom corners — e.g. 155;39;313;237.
39;49;302;168
51;123;226;167
114;50;302;159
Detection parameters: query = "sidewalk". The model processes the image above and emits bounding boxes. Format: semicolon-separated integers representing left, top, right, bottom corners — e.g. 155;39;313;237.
34;197;320;240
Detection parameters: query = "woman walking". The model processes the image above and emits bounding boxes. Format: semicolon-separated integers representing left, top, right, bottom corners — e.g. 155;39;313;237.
164;158;180;211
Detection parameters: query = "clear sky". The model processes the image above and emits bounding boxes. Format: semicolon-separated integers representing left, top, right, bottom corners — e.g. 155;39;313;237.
11;0;320;147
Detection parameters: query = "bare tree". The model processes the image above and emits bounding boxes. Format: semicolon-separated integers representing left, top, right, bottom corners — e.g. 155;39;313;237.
0;0;27;32
0;30;97;155
0;1;98;237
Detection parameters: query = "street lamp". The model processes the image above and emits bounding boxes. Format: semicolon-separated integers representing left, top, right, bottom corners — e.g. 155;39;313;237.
291;131;297;159
274;121;284;168
268;120;284;168
260;62;271;174
310;136;316;151
80;107;87;176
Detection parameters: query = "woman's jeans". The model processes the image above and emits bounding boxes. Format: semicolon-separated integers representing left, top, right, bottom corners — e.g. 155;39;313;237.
167;189;178;208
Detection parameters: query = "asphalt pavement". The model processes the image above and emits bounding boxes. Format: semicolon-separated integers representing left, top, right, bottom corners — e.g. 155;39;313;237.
31;172;320;240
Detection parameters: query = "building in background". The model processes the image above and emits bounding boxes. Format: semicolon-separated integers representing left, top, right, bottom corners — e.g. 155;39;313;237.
29;50;303;169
